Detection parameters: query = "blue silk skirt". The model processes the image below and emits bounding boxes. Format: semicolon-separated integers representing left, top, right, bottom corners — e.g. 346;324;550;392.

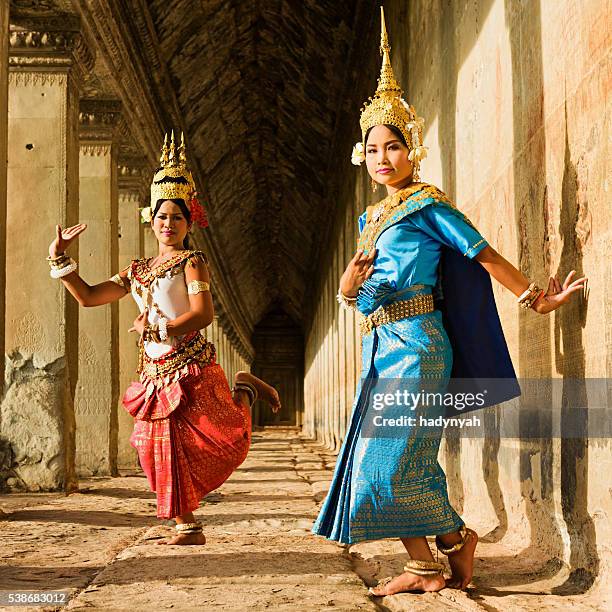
312;289;464;544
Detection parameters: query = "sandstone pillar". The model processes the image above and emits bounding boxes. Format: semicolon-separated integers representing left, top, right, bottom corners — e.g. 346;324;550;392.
74;99;121;476
3;24;94;491
0;3;8;488
0;3;8;390
116;158;147;469
143;223;158;258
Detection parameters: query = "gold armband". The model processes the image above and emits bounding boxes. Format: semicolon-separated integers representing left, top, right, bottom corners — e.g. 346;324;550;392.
187;280;210;295
109;273;127;290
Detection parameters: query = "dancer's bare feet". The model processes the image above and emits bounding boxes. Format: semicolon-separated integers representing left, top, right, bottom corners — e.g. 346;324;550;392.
369;571;445;596
236;371;281;412
444;528;478;589
157;531;206;546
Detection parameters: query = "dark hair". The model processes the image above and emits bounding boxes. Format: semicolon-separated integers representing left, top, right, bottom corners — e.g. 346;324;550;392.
152;175;192;249
365;124;408;147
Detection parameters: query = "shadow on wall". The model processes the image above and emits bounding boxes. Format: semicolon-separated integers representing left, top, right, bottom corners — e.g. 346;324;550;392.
435;0;464;516
551;100;597;593
428;0;598;587
505;0;565;581
505;0;598;592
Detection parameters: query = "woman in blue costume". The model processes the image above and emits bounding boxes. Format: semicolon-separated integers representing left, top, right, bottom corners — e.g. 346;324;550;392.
311;8;587;597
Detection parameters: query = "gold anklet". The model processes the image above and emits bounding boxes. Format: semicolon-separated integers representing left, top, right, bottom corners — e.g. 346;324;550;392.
435;525;470;555
403;559;445;575
233;381;258;406
175;521;202;532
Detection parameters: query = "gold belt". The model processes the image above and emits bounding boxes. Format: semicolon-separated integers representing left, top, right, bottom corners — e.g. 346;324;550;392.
138;332;216;380
359;293;435;335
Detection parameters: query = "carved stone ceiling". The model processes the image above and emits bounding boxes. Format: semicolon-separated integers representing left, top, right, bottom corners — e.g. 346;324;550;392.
141;0;363;327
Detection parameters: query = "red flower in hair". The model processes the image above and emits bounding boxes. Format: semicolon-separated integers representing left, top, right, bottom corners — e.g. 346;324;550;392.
188;193;209;228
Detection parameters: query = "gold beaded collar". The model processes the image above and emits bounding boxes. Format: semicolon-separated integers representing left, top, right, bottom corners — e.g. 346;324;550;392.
130;250;207;287
357;183;460;255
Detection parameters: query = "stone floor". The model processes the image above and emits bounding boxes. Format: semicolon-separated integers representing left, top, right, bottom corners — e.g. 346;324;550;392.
0;428;608;611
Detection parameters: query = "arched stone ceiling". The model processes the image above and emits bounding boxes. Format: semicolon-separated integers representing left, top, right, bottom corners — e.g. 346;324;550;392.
144;0;363;327
9;0;374;341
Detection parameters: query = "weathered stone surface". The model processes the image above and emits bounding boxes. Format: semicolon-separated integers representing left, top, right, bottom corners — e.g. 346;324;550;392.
310;479;330;503
1;434;607;609
0;431;378;611
4;59;81;492
2;353;76;491
0;1;7;395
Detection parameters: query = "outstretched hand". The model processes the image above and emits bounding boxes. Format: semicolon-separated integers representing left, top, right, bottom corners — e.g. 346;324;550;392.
48;224;87;258
533;270;588;314
339;248;377;297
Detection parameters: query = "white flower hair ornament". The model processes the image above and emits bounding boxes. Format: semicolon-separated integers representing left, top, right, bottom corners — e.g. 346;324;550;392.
140;206;153;223
408;145;429;162
351;141;366;166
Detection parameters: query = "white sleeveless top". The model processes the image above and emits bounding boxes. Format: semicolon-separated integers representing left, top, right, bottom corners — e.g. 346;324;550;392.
126;251;207;358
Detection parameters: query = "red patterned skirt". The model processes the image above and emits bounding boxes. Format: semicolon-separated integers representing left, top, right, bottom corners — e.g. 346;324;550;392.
122;337;250;518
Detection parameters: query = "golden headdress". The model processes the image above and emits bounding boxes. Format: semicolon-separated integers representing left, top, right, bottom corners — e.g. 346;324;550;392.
351;7;428;179
142;131;208;228
150;130;195;206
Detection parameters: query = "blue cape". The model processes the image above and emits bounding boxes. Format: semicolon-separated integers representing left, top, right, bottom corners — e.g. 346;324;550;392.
437;246;521;414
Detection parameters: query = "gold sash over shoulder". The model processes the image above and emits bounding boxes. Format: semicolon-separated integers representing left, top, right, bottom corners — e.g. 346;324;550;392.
357;183;474;255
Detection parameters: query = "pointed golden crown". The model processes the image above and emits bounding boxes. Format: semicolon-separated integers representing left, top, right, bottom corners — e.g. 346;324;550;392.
358;7;425;160
150;130;196;207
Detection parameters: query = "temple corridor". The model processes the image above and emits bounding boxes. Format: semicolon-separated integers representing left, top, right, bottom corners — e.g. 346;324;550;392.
0;0;610;609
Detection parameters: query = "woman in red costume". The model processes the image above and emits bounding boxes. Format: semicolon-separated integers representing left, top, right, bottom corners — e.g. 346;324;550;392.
47;131;280;545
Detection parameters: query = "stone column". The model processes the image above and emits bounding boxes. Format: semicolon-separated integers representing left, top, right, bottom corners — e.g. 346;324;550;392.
116;157;147;469
143;222;158;258
3;24;94;491
74;99;121;476
0;2;8;487
0;3;7;394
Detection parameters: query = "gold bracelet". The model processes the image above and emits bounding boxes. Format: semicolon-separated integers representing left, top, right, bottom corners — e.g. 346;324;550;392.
187;280;210;295
518;282;543;309
524;289;544;309
336;289;357;311
143;323;161;343
47;254;70;269
517;282;537;303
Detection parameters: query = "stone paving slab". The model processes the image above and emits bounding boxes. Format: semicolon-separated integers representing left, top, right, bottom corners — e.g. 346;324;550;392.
0;430;608;611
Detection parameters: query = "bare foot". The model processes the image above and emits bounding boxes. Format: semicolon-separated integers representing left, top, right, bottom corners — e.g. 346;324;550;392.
156;531;207;546
445;528;478;589
236;371;281;412
368;571;445;596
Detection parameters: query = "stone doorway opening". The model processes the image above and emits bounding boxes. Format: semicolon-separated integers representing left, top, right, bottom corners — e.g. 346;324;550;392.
251;306;304;428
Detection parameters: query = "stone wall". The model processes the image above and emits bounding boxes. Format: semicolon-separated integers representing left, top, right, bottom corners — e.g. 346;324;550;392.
303;0;610;588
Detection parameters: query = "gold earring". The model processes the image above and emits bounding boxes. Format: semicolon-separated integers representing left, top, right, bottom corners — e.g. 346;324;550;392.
371;178;378;193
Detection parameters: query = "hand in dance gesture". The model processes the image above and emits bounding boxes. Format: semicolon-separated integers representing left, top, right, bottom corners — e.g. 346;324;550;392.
48;223;87;258
533;270;588;314
339;248;377;297
129;308;148;336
